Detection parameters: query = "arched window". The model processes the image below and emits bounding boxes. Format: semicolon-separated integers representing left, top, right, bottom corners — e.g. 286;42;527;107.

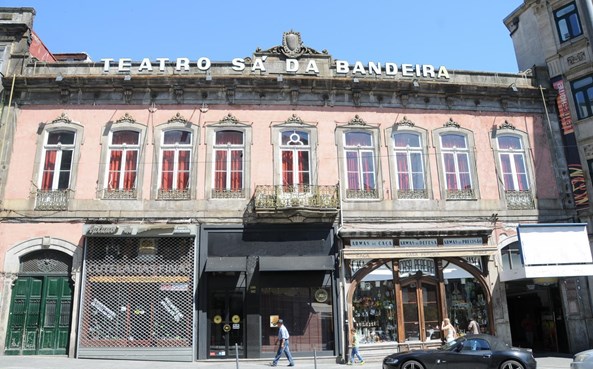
280;130;310;191
213;130;244;195
106;130;140;195
344;131;377;198
159;129;192;199
41;130;75;191
497;135;529;191
440;133;472;191
393;132;426;193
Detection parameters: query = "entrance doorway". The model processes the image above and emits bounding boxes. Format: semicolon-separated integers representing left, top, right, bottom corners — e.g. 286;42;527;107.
207;273;245;358
401;278;440;342
5;276;73;355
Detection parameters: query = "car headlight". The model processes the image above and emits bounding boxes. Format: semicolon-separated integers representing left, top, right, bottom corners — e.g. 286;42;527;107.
383;357;399;365
574;353;592;362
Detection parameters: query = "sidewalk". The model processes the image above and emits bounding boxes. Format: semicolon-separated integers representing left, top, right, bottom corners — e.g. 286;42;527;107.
0;354;574;369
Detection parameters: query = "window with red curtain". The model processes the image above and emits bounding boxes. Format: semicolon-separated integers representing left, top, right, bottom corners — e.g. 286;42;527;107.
213;130;243;192
41;131;75;190
160;130;192;191
107;130;140;191
393;132;425;191
280;131;310;191
441;134;472;190
344;132;376;192
497;135;529;191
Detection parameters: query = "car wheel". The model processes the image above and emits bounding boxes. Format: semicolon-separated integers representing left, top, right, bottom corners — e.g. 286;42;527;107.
500;359;525;369
401;360;425;369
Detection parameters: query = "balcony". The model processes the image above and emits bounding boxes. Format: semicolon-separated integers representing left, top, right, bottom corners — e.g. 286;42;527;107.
252;184;339;223
35;189;69;211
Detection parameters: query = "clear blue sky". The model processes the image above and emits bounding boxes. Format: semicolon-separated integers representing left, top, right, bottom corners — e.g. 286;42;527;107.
8;1;524;73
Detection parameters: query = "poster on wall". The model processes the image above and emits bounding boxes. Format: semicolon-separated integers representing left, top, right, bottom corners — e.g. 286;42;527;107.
552;77;590;210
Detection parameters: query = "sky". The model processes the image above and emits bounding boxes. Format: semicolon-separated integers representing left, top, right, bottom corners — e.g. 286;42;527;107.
8;1;524;73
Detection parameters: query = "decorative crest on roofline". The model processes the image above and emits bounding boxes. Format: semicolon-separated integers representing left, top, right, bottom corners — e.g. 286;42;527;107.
51;112;72;124
115;113;136;123
257;30;326;58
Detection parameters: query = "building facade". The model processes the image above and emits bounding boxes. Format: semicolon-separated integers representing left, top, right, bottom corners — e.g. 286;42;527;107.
505;0;593;353
0;6;588;362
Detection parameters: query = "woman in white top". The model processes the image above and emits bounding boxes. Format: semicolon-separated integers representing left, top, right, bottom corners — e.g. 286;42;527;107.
441;318;456;343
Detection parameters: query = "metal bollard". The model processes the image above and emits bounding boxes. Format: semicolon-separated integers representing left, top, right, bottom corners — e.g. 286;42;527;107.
314;348;317;369
236;343;239;369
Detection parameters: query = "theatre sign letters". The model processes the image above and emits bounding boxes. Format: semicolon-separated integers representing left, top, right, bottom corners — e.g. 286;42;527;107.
101;31;450;79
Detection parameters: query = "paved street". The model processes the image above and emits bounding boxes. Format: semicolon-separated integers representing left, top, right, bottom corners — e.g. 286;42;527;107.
0;354;574;369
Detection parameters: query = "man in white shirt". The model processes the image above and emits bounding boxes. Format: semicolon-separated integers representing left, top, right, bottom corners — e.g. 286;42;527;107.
271;319;295;367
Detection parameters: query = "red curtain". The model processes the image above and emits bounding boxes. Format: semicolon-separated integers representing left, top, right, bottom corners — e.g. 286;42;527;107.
396;152;410;190
161;151;174;190
443;153;457;190
214;150;227;190
108;150;122;190
346;151;359;190
230;150;242;191
361;152;375;191
41;150;57;190
514;155;528;190
124;151;137;190
177;150;190;190
282;151;293;186
458;154;471;189
297;151;309;189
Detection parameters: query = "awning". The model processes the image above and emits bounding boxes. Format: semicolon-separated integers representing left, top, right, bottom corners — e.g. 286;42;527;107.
205;257;246;272
501;223;593;282
259;256;335;271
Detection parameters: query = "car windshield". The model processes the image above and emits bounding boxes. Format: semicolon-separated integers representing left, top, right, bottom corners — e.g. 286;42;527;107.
439;338;462;351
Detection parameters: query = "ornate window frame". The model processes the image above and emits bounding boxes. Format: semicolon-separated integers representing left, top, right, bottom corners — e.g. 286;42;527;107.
335;115;382;201
32;113;84;211
204;114;252;199
98;113;147;200
271;114;318;191
490;121;536;210
432;119;479;201
152;113;199;200
385;117;431;200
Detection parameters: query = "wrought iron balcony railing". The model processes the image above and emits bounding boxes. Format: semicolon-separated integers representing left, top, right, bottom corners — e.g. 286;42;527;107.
397;189;428;199
211;188;245;199
505;190;535;210
345;189;379;200
35;189;69;211
254;185;339;210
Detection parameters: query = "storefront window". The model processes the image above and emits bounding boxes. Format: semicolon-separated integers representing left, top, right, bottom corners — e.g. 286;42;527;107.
352;262;397;344
261;285;333;353
444;278;487;335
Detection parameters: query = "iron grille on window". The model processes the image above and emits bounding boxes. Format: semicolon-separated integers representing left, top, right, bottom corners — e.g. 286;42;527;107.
445;189;475;200
211;188;245;199
346;189;379;199
397;189;428;199
20;249;72;275
102;189;137;200
35;189;69;211
505;190;535;210
157;189;190;200
79;236;195;349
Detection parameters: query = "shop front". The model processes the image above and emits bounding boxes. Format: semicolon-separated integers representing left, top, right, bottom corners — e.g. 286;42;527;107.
341;228;497;350
500;223;593;353
77;224;198;362
197;225;338;360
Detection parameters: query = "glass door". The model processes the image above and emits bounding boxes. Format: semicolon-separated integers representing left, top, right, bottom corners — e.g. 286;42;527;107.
400;279;440;342
208;290;244;358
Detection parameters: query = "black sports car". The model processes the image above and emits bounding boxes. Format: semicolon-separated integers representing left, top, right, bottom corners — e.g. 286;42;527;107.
382;334;536;369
